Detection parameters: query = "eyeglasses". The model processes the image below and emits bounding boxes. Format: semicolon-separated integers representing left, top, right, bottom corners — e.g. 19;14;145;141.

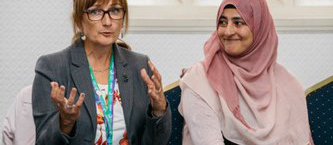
84;6;125;21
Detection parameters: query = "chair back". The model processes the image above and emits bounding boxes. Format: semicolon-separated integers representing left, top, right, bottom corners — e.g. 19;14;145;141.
306;76;333;145
164;81;184;145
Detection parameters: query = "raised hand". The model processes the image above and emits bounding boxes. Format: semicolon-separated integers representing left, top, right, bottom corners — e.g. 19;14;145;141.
140;61;167;117
50;82;85;135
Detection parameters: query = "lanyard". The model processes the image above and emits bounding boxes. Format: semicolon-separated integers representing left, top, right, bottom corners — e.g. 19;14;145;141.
89;54;116;145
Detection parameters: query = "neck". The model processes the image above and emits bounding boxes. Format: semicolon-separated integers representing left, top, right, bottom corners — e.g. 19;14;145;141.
85;40;113;69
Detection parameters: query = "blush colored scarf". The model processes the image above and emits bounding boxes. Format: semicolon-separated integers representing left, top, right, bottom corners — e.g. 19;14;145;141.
203;0;312;144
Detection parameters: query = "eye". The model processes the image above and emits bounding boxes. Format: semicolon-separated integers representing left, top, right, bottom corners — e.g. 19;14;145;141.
88;9;103;16
219;19;228;27
234;21;246;27
109;7;123;15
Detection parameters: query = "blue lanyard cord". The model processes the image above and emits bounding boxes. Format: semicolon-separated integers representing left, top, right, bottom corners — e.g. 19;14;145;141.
89;54;116;145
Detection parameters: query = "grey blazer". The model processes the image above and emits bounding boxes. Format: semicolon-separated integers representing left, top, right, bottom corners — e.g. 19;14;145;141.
32;41;172;145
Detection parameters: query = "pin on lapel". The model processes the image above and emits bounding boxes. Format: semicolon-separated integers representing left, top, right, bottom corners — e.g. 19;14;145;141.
123;73;128;82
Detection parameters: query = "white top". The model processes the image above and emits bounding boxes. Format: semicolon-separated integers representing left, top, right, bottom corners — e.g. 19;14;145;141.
95;80;126;145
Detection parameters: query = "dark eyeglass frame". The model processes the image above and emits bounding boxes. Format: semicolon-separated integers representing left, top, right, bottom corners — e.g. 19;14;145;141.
83;7;125;21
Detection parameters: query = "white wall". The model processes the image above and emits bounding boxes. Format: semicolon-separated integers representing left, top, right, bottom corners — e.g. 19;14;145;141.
1;0;333;142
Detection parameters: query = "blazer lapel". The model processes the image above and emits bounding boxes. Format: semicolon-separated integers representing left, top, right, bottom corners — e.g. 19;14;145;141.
70;42;97;132
68;42;133;136
114;44;133;130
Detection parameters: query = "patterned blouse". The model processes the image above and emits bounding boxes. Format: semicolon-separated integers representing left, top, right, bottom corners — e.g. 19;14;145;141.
95;79;128;145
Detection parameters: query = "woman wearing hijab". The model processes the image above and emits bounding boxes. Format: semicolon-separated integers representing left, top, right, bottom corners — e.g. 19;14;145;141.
178;0;313;144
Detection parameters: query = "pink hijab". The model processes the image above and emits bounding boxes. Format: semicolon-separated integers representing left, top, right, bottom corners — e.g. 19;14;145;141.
204;0;312;143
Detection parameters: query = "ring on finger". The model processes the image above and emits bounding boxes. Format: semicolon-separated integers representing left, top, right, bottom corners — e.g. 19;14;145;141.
65;103;76;110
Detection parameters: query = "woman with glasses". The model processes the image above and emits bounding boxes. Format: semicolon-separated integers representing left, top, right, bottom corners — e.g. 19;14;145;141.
32;0;171;145
178;0;313;144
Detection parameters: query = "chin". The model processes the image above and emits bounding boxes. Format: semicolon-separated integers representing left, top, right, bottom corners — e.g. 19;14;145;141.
99;39;117;46
224;47;242;56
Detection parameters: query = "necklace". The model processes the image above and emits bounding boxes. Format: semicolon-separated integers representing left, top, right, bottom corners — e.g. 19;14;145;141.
93;67;110;73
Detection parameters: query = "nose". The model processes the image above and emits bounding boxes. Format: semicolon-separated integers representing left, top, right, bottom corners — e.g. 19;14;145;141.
224;23;235;36
101;13;112;26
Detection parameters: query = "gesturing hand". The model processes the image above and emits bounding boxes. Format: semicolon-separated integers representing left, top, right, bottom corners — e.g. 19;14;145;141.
50;82;85;135
140;61;167;117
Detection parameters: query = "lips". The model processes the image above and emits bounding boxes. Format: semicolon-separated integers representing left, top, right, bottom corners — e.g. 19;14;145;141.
100;32;113;37
224;38;240;41
223;39;240;46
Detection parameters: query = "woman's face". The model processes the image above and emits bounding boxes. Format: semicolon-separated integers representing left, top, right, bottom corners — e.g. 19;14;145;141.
81;0;124;47
217;8;253;57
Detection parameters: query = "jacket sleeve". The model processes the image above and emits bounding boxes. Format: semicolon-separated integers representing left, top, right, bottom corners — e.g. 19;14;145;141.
141;56;172;145
142;102;172;145
179;84;225;145
32;55;79;145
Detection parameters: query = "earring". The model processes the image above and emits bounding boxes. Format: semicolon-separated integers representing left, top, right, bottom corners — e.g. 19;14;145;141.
80;32;86;40
120;27;125;39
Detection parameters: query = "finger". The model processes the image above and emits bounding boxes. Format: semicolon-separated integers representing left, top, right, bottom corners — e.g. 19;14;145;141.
52;82;62;103
141;69;160;99
68;88;77;105
75;93;85;109
147;61;163;95
148;61;162;82
58;86;69;109
50;82;57;101
61;98;68;110
151;75;162;93
54;83;61;101
140;69;154;87
50;82;62;108
59;85;66;103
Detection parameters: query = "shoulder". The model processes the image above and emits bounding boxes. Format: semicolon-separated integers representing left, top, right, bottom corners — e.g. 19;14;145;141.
275;64;304;93
181;62;208;91
34;45;73;80
275;63;305;97
35;46;71;70
180;62;221;112
117;46;150;71
118;46;149;62
16;85;33;104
